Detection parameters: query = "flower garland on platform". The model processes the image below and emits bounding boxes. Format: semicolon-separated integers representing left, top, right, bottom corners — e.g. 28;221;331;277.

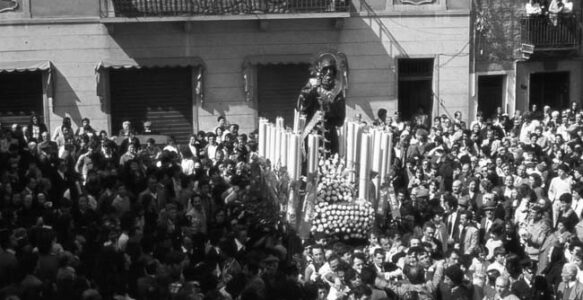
309;155;375;242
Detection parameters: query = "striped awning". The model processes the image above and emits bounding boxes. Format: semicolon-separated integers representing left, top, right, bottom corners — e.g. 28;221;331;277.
95;57;205;71
0;60;52;73
95;57;206;104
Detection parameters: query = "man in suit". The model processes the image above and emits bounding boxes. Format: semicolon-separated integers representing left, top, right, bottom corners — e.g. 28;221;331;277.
421;222;443;258
444;193;461;247
480;200;504;243
511;259;536;300
557;263;583;300
463;178;484;215
457;210;479;256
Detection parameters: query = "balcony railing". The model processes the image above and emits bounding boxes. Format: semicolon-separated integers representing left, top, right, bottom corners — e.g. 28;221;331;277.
520;14;581;51
101;0;349;18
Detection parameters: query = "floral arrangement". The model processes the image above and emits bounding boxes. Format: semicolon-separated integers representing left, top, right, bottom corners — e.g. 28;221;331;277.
310;156;375;241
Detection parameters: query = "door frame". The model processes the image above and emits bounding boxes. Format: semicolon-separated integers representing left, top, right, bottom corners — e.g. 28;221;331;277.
476;73;507;119
475;70;511;118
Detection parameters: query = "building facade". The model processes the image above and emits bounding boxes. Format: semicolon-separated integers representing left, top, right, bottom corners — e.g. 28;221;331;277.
471;0;582;121
0;0;470;142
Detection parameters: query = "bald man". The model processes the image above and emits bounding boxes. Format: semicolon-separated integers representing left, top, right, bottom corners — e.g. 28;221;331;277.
557;263;583;300
493;276;519;300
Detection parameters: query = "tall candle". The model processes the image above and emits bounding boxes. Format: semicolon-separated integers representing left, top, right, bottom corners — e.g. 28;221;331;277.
386;132;393;182
275;128;282;166
372;129;382;202
293;110;300;133
270;124;277;163
338;122;346;158
346;122;355;168
288;134;297;180
372;129;382;173
307;135;314;174
358;133;371;201
276;116;284;129
380;132;390;185
281;131;288;167
258;118;267;157
299;116;306;134
295;134;302;180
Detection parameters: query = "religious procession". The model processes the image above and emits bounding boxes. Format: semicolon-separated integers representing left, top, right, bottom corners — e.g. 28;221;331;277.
1;0;583;298
1;48;583;300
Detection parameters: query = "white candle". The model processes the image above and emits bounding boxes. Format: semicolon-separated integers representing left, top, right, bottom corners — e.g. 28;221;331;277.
288;133;297;180
275;128;282;166
296;134;302;180
307;134;320;174
372;129;382;202
338;122;346;158
299;116;306;134
358;133;371;201
293;110;300;133
281;131;289;167
307;135;314;174
380;132;390;185
276;116;284;129
265;124;271;161
270;124;277;163
258;118;267;157
372;129;382;173
346;122;354;168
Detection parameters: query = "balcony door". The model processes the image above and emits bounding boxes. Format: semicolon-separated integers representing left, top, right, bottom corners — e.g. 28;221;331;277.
109;67;193;143
0;71;44;128
529;71;570;110
398;58;434;122
257;64;310;128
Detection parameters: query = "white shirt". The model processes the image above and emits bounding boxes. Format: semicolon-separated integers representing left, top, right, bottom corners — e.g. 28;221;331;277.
572;199;583;219
548;176;572;202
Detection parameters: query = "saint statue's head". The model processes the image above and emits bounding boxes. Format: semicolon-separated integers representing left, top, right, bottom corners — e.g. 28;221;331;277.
318;54;337;90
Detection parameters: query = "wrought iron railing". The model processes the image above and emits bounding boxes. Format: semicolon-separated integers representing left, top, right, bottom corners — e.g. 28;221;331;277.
520;13;581;50
102;0;349;17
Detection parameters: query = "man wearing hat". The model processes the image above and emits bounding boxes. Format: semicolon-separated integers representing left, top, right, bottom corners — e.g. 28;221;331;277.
557;263;583;300
510;259;536;300
480;200;504;243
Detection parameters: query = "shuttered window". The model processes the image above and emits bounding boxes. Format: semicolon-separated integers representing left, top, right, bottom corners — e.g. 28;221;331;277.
257;64;310;128
0;71;44;127
110;67;193;143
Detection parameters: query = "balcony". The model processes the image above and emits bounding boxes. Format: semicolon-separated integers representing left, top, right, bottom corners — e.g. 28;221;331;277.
520;14;581;54
100;0;350;21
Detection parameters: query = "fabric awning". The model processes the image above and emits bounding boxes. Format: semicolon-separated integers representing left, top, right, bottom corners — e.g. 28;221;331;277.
0;60;52;73
95;57;206;105
241;54;312;102
0;61;54;112
95;57;206;71
242;54;312;66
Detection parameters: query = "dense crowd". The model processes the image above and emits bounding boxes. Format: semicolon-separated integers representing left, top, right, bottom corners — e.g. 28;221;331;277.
2;101;583;300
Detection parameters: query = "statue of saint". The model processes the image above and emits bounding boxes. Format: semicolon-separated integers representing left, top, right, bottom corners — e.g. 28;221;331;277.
297;51;348;155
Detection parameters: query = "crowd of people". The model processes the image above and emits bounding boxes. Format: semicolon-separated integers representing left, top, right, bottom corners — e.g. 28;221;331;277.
2;101;583;300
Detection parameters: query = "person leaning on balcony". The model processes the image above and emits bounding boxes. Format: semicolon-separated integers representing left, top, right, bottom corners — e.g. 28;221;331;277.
548;0;563;26
562;0;573;14
526;0;543;15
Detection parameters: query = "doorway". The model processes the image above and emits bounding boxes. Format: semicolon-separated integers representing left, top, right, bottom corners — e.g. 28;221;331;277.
398;58;434;122
478;75;505;120
529;71;570;110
